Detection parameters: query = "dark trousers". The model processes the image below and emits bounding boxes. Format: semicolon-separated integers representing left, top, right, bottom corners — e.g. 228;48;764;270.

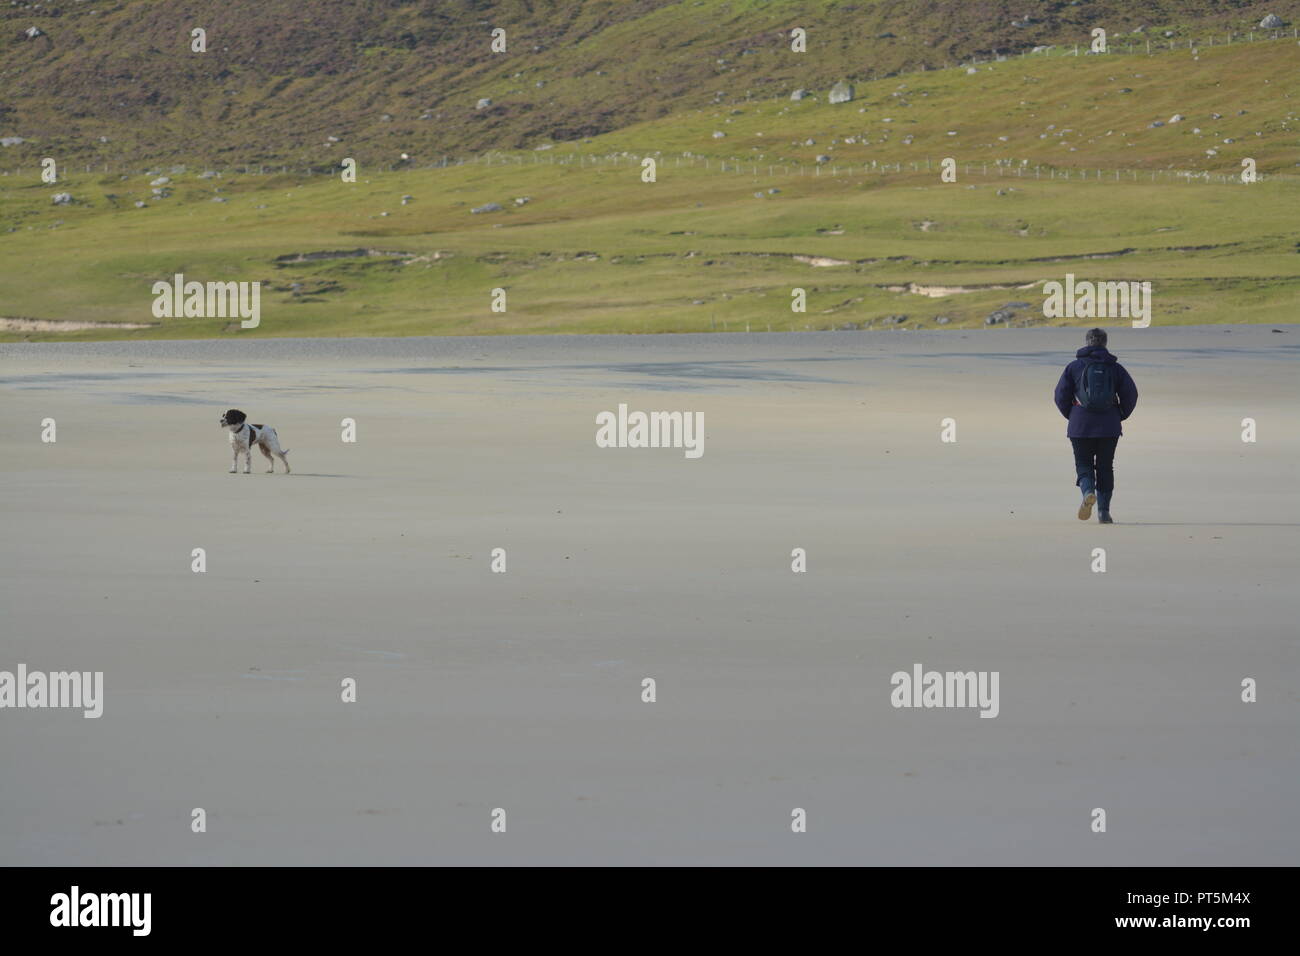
1070;437;1119;495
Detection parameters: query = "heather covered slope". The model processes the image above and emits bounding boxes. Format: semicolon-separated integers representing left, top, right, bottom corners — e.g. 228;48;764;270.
2;0;1297;166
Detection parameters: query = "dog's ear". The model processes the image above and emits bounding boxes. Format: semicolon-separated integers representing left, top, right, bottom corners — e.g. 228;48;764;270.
224;409;246;424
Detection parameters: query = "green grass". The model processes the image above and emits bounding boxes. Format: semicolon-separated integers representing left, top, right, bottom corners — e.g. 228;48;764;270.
2;38;1297;341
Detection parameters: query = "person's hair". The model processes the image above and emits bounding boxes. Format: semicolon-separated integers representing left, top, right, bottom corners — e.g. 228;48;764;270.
1085;327;1108;348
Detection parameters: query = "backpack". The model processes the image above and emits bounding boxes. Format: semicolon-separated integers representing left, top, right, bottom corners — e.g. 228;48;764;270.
1078;360;1118;412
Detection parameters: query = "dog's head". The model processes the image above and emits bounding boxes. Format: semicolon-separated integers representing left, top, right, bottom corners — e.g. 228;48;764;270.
219;408;247;429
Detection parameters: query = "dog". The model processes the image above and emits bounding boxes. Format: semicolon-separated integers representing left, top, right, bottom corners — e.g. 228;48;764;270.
219;409;291;474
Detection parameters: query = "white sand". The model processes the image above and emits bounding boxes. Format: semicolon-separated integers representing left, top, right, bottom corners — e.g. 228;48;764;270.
1;326;1296;865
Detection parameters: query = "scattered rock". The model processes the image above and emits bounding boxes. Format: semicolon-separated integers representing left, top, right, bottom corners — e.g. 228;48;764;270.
1260;14;1285;29
0;136;25;147
790;89;808;101
985;309;1013;325
24;26;44;39
815;154;830;163
133;201;147;208
51;192;72;205
513;196;530;205
712;130;726;138
151;176;171;186
828;80;855;104
198;170;216;179
471;202;502;214
476;98;492;110
1168;114;1184;123
1149;120;1165;128
935;316;951;325
401;195;414;205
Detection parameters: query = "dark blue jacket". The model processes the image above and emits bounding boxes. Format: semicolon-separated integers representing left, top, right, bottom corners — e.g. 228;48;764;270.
1054;346;1138;438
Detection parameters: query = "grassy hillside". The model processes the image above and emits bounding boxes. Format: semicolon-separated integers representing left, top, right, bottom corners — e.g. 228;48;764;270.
2;0;1297;166
1;6;1297;340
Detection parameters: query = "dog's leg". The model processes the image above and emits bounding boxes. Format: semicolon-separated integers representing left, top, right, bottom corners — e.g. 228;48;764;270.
243;445;252;474
266;429;291;474
230;444;238;474
259;442;275;473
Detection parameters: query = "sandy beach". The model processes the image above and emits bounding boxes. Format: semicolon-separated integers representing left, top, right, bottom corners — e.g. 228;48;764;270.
1;326;1296;865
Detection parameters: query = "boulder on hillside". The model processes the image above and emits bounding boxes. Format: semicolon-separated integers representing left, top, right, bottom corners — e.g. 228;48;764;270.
51;192;72;205
24;26;44;39
476;98;492;110
828;81;855;104
790;89;809;101
1260;14;1284;29
471;202;502;214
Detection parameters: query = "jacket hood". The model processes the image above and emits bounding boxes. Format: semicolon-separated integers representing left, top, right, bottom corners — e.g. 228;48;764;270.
1076;345;1117;362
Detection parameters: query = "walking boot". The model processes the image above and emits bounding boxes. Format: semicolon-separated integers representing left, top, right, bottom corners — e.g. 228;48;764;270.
1077;478;1096;521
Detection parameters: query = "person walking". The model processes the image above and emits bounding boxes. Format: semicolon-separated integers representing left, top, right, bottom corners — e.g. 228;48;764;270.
1054;328;1139;523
